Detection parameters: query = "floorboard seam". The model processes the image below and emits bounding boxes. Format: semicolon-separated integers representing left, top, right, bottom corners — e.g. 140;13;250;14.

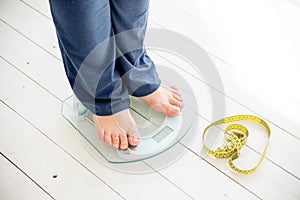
0;151;56;200
0;100;126;200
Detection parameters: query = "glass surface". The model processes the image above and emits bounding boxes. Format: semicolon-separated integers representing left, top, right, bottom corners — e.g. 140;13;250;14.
61;94;195;163
61;65;198;164
152;126;174;143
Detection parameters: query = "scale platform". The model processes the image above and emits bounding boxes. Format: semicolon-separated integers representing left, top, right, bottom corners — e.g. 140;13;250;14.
61;66;198;164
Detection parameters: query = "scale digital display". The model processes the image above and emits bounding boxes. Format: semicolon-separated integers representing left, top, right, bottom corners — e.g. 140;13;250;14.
152;126;174;143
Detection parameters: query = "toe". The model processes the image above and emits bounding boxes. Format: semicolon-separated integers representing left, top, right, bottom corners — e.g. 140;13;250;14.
169;85;178;91
127;127;140;146
172;93;183;102
111;133;120;148
170;87;180;96
119;133;128;150
104;131;112;146
163;102;181;116
128;135;140;146
169;96;184;108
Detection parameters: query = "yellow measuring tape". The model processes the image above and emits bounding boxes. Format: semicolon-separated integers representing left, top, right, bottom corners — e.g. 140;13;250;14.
202;115;271;174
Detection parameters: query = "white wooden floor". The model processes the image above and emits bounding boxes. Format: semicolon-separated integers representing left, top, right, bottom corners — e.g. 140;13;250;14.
1;0;300;199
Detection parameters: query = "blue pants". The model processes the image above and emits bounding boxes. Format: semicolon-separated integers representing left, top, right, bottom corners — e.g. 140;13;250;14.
49;0;161;115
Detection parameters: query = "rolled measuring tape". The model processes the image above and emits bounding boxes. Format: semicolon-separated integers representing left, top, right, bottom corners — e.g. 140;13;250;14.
202;115;271;174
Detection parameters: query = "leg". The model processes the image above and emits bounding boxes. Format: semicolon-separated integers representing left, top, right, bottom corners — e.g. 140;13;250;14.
110;0;184;116
49;0;126;115
110;0;161;96
49;0;139;149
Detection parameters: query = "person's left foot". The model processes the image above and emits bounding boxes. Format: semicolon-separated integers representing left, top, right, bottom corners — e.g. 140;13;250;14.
139;85;184;116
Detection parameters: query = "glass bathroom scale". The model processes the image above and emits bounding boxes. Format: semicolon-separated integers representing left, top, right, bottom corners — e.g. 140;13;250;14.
61;65;198;164
62;94;195;163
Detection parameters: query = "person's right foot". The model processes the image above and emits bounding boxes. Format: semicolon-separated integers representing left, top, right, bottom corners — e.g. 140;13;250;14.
93;109;140;150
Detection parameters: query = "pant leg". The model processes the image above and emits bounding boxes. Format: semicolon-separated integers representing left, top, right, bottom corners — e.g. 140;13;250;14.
49;0;129;115
109;0;161;97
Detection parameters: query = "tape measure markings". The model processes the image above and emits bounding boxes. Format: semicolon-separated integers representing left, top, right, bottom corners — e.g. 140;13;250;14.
202;115;271;174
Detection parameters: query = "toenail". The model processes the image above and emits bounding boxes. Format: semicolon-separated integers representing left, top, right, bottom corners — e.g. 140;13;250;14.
133;136;139;142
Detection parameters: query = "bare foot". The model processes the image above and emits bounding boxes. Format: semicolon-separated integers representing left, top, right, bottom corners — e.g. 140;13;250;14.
93;109;140;150
140;85;184;116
